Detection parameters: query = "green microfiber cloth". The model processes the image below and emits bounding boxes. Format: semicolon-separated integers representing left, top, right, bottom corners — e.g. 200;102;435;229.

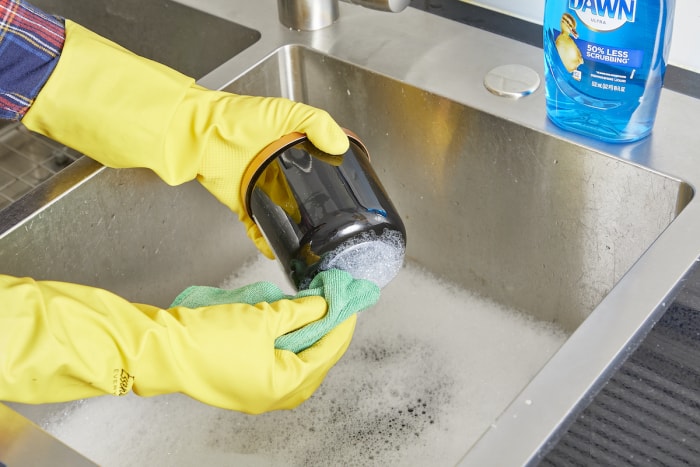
170;269;380;353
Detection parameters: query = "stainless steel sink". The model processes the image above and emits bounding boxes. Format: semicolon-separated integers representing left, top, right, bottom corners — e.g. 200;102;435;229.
3;2;700;466
227;45;692;333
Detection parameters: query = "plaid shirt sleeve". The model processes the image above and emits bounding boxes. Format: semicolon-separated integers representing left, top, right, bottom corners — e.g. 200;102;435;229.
0;0;65;120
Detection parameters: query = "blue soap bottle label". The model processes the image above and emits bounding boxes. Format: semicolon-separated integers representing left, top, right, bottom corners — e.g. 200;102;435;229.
543;0;675;143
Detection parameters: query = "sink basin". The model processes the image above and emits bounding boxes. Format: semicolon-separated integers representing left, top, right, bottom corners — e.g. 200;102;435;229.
229;45;692;333
5;0;700;462
2;40;693;465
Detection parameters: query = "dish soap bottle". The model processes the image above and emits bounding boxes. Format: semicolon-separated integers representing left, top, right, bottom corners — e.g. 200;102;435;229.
543;0;675;143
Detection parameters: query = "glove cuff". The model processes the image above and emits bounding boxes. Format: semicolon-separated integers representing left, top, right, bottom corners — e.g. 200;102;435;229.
22;20;200;185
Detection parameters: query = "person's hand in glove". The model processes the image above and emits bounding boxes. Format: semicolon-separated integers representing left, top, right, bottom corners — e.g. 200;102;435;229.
2;16;375;413
22;20;349;258
0;272;378;413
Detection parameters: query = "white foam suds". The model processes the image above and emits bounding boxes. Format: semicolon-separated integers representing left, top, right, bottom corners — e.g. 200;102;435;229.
35;257;567;466
318;228;405;289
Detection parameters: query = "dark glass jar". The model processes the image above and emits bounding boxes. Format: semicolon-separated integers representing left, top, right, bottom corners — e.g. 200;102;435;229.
242;130;406;290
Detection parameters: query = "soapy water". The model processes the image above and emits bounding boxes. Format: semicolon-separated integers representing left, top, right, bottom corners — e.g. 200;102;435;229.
36;257;567;466
311;228;405;289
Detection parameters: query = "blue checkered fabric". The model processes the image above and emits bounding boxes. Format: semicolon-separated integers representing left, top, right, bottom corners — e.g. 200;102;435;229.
0;0;64;120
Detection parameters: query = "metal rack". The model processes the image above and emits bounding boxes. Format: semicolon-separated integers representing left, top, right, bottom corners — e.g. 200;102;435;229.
0;122;81;211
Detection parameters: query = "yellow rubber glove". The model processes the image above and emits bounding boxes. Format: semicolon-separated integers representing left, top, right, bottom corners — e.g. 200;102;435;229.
21;20;349;258
0;274;360;413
